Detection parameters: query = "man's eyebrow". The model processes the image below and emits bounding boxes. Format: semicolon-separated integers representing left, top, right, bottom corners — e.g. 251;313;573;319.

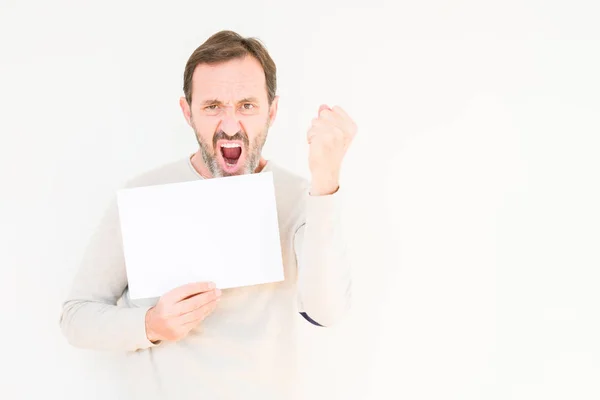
200;97;259;106
200;98;223;106
238;97;259;104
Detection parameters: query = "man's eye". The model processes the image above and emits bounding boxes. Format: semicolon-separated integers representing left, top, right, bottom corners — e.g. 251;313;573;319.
242;104;254;110
206;105;218;110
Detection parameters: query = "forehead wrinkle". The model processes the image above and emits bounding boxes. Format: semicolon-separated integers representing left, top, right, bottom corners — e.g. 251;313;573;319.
193;64;264;88
200;80;263;104
191;59;266;103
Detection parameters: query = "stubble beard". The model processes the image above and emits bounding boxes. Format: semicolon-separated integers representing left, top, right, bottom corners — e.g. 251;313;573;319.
192;119;269;178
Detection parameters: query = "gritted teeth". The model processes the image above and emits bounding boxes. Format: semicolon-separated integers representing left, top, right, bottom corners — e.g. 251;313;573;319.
220;143;241;148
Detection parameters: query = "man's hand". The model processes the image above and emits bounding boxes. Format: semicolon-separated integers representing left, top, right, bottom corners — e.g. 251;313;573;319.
145;281;221;343
307;104;357;196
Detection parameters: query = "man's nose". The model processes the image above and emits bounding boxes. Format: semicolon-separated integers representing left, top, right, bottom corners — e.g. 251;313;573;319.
220;107;241;137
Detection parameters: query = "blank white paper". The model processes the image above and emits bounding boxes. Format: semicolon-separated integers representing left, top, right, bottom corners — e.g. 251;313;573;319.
116;171;284;299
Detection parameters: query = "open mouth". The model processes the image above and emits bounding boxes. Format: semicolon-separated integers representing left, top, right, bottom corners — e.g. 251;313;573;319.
220;142;242;166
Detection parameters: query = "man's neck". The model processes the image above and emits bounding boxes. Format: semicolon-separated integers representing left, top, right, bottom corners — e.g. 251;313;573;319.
190;151;267;178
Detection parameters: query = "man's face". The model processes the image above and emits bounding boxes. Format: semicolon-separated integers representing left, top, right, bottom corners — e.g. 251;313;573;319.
181;55;278;177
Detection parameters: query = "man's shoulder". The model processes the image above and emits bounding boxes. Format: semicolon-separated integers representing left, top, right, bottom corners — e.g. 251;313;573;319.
267;161;309;194
124;156;197;189
266;162;311;224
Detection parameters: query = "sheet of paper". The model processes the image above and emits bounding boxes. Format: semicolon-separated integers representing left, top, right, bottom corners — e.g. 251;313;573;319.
116;171;284;299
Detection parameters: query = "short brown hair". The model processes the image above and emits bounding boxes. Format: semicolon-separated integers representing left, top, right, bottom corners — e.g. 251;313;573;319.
183;30;277;106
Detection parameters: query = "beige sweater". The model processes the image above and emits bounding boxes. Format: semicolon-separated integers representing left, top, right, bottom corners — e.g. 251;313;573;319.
59;156;352;400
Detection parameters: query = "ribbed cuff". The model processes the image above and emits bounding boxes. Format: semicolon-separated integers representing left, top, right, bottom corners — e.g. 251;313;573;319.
122;305;160;351
306;186;342;224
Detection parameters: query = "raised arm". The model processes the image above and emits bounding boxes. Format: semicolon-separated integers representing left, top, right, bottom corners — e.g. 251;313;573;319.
295;189;352;327
295;103;356;327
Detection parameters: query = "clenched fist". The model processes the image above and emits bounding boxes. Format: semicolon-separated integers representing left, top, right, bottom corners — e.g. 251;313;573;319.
145;281;221;343
307;104;357;196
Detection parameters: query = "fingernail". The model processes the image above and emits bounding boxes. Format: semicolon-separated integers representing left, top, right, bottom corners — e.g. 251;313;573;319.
215;289;222;296
209;282;215;289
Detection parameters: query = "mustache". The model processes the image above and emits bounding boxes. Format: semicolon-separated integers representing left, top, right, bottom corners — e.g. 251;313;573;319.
212;130;249;148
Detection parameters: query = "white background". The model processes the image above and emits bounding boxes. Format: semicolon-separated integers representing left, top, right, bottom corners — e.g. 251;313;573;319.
2;0;599;399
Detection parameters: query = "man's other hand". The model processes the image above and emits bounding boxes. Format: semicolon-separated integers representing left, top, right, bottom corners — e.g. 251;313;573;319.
144;281;221;343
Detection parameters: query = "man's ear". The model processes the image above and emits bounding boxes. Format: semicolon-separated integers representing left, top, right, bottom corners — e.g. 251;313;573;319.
268;95;279;127
180;96;192;127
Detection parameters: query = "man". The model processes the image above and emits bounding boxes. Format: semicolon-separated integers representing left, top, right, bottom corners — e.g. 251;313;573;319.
59;30;355;399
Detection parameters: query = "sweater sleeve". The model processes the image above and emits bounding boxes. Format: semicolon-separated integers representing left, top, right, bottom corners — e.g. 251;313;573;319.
59;198;158;352
294;187;352;327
